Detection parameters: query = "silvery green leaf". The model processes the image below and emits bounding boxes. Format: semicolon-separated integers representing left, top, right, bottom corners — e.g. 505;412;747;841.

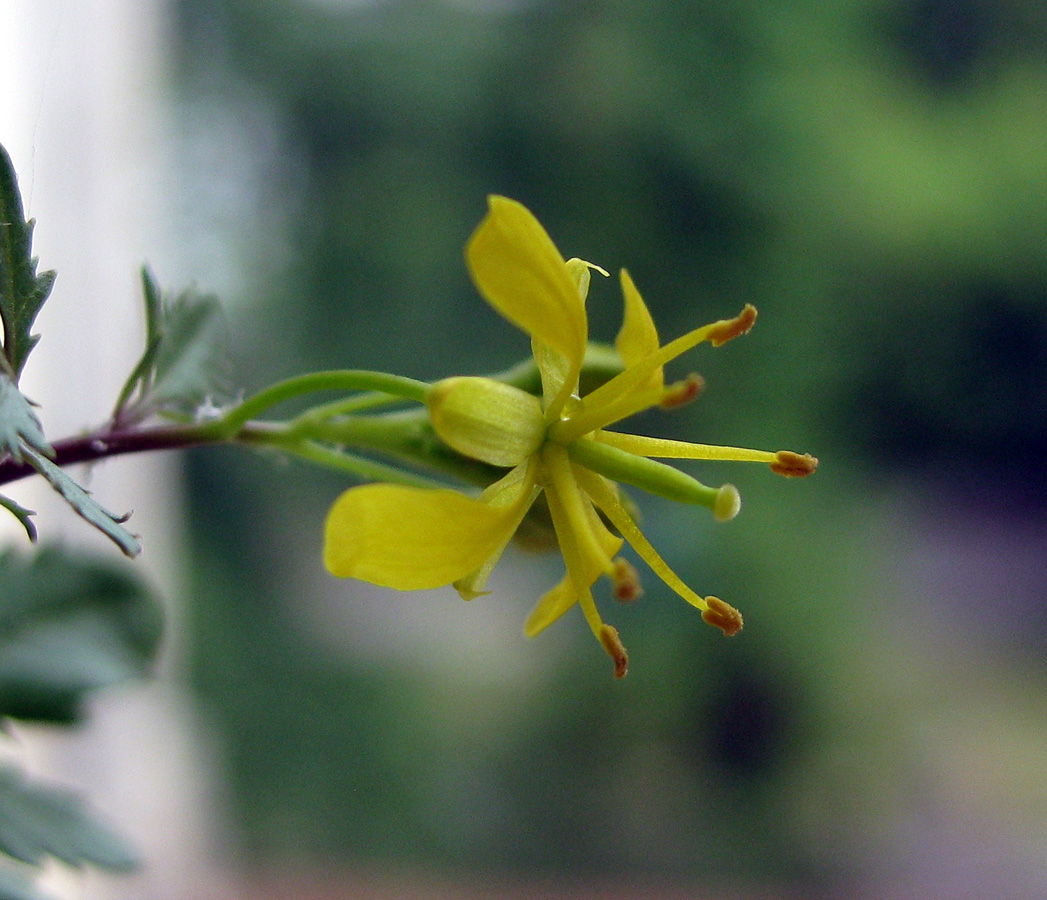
0;144;55;380
114;268;229;425
18;448;140;557
0;376;50;465
0;497;35;543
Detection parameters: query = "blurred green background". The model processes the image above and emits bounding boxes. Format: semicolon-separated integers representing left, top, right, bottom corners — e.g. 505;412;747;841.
170;0;1047;896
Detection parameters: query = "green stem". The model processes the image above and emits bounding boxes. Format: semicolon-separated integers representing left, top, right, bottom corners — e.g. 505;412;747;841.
258;436;445;489
0;350;626;493
217;370;431;436
0;420;225;488
293;392;404;423
241;415;502;489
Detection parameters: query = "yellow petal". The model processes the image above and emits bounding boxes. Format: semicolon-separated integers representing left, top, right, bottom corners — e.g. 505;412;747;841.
527;260;607;419
454;461;540;600
530;337;575;418
466;196;588;380
534;444;626;638
524;475;622;637
615;269;662;380
542;486;606;639
524;573;578;636
324;483;524;590
564;269;664;429
542;445;621;581
565;257;601;300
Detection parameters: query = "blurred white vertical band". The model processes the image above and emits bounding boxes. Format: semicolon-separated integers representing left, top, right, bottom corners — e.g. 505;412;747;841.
1;3;228;899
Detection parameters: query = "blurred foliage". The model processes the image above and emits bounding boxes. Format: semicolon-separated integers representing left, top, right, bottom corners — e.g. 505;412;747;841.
0;765;139;873
0;547;163;896
0;548;163;724
173;0;1047;891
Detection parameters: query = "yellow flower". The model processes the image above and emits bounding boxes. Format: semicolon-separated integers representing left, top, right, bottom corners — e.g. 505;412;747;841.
324;196;816;677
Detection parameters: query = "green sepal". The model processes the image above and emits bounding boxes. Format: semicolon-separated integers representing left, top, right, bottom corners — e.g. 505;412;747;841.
0;144;56;381
0;546;162;724
427;376;545;468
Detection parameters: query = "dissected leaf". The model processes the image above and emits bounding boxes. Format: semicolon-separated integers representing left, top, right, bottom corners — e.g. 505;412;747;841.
0;144;56;381
0;546;162;724
0;376;51;465
150;289;228;409
0;373;137;554
0;766;138;871
0;375;48;541
0;497;36;543
111;268;163;419
17;449;140;558
113;267;230;425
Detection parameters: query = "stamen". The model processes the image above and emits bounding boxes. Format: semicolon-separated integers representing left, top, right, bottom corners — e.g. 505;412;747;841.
701;596;744;636
612;557;643;603
599;624;629;678
659;373;705;409
707;304;757;347
576;467;712;612
770;450;818;477
554;306;757;442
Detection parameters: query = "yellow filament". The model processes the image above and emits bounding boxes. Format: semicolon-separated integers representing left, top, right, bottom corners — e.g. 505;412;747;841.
594;431;778;463
575;467;710;613
541;444;616;637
